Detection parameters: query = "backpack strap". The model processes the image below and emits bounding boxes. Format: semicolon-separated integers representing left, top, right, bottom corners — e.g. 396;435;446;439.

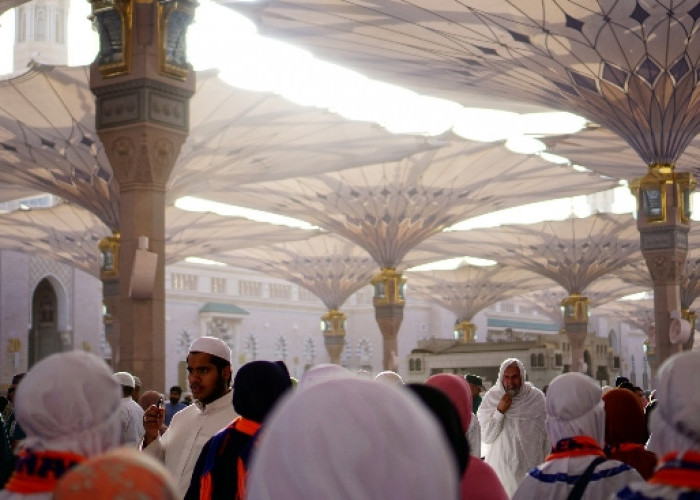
567;456;607;500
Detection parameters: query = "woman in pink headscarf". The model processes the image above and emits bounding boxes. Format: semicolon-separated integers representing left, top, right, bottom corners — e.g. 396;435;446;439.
427;373;508;500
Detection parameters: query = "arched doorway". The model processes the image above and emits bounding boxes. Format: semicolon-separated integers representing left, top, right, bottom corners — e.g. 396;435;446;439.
583;350;593;377
29;278;62;367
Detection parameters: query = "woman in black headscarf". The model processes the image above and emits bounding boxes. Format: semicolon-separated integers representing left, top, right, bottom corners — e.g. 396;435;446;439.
185;360;291;500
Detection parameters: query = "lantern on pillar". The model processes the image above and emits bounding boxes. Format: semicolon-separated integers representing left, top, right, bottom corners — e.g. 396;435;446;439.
630;164;695;224
158;0;198;80
89;0;132;77
321;309;347;365
98;231;120;279
454;320;477;343
371;267;406;305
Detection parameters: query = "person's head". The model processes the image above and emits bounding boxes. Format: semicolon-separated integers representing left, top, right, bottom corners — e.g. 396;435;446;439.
614;375;630;387
647;351;700;456
182;392;193;405
426;373;474;433
407;384;469;475
465;374;484;397
8;372;25;404
15;351;122;457
603;388;648;447
186;336;232;405
169;385;183;405
298;363;352;390
374;370;404;385
113;371;136;398
232;360;292;422
545;372;605;447
245;378;458;499
139;390;165;412
54;447;178;500
499;358;524;396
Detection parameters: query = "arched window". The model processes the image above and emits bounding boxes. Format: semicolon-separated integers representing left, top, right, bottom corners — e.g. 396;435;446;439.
35;7;46;41
538;353;545;367
555;353;563;366
531;353;538;367
415;358;422;371
409;359;415;371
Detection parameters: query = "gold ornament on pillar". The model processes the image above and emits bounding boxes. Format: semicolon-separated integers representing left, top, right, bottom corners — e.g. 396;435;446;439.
158;0;198;80
89;0;133;77
629;164;695;225
370;267;406;307
561;293;589;324
560;293;589;373
321;309;347;364
98;231;120;279
454;320;477;343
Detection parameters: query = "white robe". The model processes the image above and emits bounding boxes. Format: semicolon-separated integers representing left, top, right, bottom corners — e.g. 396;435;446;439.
141;391;237;498
477;359;549;497
118;397;144;446
467;414;481;458
513;455;642;500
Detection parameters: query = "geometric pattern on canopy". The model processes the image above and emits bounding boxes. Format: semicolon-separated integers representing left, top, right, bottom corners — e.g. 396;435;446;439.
405;264;552;323
420;212;642;294
226;141;616;268
0;65;436;229
233;0;700;166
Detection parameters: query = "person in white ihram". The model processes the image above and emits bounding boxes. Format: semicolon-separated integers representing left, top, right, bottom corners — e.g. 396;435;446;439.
477;358;549;496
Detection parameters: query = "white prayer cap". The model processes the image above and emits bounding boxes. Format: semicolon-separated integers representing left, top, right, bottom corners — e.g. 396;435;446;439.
545;372;605;446
15;350;122;457
189;336;231;364
648;351;700;455
246;377;458;500
113;371;135;388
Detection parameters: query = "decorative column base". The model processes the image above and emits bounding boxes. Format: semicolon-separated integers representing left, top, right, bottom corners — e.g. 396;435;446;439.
322;309;346;365
371;268;406;371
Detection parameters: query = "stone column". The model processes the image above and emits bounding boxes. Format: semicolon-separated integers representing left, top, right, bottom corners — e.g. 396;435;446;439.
631;165;695;368
454;320;477;343
322;308;346;364
99;232;120;367
90;0;197;390
370;268;406;371
561;293;589;373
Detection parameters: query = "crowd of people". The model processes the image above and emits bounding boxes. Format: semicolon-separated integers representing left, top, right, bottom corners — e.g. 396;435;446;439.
1;336;699;499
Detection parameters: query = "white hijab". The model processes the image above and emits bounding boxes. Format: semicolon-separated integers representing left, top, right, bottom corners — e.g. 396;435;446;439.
298;363;353;390
15;350;122;457
545;372;605;446
246;378;459;500
647;351;700;456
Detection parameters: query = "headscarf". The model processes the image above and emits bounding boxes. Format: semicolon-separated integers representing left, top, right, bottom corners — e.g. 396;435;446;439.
407;384;469;474
138;390;165;412
426;373;473;432
603;388;648;446
480;358;540;419
298;363;352;390
246;378;458;500
232;360;292;422
15;350;122;457
647;351;700;456
545;372;605;447
54;447;178;500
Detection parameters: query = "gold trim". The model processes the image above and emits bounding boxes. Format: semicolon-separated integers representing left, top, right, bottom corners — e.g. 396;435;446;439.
98;231;121;278
157;0;197;80
90;0;133;78
454;321;477;343
370;267;406;306
560;293;589;323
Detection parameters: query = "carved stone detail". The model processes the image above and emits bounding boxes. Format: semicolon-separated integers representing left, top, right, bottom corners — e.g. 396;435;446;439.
643;253;686;282
110;136;136;184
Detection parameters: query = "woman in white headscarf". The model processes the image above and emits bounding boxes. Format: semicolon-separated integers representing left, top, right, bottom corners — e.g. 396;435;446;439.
246;377;459;500
615;351;700;499
513;372;642;500
477;358;550;496
0;351;122;500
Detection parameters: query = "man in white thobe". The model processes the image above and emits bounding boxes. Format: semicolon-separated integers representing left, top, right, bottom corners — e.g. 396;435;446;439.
477;358;549;496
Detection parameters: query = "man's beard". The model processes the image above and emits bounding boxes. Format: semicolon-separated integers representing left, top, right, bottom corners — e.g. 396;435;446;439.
505;386;521;397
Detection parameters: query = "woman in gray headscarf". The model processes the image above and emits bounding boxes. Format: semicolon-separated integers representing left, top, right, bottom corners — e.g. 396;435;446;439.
615;351;700;499
0;350;122;500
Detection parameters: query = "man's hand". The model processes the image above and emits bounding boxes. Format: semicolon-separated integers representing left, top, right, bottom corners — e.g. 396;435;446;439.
142;404;165;446
497;392;513;414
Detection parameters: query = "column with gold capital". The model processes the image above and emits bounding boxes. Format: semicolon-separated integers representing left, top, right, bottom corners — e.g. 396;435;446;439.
560;293;589;373
321;309;347;365
89;0;197;390
371;267;406;371
630;164;695;369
